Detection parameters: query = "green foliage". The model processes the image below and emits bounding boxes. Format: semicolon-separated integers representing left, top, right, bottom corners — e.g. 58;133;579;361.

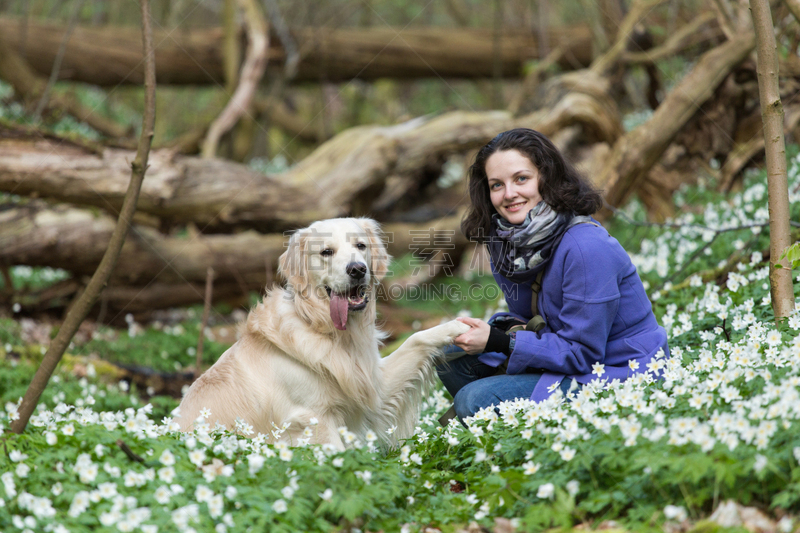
81;321;229;374
2;150;800;532
777;242;800;271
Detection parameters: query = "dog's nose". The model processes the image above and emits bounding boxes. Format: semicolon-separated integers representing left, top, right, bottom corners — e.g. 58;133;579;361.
346;262;367;280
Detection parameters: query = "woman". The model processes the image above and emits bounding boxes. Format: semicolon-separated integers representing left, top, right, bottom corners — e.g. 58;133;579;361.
440;128;669;421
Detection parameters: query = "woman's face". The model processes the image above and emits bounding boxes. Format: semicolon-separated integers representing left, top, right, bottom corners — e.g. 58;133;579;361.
485;149;543;224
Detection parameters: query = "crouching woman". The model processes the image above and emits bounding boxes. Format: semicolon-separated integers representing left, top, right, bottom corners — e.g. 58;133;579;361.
440;128;669;421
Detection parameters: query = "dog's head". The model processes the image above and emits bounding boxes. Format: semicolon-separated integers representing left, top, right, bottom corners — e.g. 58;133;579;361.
278;218;390;332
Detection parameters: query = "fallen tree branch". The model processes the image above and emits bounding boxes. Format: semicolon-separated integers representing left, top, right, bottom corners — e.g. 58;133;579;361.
0;34;130;139
0;16;593;85
202;0;269;158
595;31;756;213
33;0;86;122
10;0;157;434
622;12;719;64
0;99;621;230
719;105;800;191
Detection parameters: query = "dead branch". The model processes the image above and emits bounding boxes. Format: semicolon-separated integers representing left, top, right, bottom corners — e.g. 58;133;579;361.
202;0;270;158
622;12;719;64
595;31;756;213
719;105;800;191
33;0;86;122
195;267;214;377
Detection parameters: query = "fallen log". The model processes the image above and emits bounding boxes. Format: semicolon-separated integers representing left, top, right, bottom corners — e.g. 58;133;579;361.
0;17;593;86
0;97;622;231
0;201;469;312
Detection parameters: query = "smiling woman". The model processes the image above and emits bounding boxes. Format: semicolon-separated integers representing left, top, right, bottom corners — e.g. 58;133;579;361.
440;128;670;421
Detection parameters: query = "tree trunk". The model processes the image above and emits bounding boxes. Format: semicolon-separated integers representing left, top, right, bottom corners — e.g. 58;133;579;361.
0;16;593;86
0;98;621;231
10;0;157;435
750;0;795;321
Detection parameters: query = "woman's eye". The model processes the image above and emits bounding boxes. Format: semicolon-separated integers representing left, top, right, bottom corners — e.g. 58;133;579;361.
517;176;528;183
321;249;333;257
356;243;367;251
490;183;501;190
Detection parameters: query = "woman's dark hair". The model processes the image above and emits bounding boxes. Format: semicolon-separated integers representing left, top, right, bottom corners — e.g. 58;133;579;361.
461;128;603;243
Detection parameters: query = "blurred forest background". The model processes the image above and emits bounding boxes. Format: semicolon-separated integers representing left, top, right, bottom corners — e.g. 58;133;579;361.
0;0;798;393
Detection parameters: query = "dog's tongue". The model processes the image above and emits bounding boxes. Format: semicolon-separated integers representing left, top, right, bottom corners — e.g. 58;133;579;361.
330;293;348;330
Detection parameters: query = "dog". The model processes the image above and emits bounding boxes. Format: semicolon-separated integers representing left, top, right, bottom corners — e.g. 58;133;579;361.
176;217;470;449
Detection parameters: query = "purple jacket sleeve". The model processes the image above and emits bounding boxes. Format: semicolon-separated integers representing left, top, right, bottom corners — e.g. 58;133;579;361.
505;238;620;376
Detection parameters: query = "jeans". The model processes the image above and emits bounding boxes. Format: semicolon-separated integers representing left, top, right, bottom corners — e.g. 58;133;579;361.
436;347;576;420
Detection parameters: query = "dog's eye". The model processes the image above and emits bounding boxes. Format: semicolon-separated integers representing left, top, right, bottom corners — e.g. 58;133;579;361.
356;243;367;251
320;248;334;257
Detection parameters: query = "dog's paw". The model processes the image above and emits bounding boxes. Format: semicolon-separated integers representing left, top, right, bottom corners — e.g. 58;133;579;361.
416;320;471;347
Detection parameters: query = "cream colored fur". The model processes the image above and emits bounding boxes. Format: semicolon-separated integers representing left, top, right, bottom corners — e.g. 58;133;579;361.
176;217;469;449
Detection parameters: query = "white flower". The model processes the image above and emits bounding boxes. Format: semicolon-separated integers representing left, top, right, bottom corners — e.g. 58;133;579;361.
332;457;344;468
592;362;605;376
318;489;333;502
188;449;206;467
754;454;768;473
566;480;580;497
522;461;540;475
195;485;214;503
9;450;27;462
159;449;176;466
272;499;288;513
537;483;555;499
664;505;688;522
281;486;295;499
778;517;794;533
628;360;640;371
62;424;75;436
248;455;265;475
158;466;175;484
155;486;171;505
559;447;576;461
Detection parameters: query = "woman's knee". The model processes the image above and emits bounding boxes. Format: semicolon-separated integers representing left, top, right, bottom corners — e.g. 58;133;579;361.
453;381;496;420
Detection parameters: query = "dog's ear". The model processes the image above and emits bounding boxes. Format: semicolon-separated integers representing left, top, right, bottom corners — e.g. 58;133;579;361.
357;218;391;282
278;228;310;294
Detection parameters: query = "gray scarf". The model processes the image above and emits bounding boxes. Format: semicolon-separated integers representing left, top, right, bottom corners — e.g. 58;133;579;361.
489;202;592;283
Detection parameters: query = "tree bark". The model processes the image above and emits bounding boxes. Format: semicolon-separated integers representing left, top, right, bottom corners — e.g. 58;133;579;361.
0;16;593;86
10;0;157;435
0;99;621;231
750;0;795;320
202;0;269;158
0;202;468;312
595;31;756;211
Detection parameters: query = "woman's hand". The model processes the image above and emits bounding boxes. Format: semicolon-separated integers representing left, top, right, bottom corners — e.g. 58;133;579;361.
453;317;491;355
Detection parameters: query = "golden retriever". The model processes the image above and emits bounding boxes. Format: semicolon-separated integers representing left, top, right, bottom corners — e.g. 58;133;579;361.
176;217;469;449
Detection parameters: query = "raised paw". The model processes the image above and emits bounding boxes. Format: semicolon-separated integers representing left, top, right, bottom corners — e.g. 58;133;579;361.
414;319;471;347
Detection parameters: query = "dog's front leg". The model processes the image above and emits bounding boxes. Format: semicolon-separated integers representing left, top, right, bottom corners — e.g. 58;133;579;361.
378;320;470;432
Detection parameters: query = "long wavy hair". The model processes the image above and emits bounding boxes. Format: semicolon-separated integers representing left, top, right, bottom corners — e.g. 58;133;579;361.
461;128;603;243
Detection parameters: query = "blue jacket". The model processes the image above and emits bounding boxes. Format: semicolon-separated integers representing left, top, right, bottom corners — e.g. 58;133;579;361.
479;222;669;402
